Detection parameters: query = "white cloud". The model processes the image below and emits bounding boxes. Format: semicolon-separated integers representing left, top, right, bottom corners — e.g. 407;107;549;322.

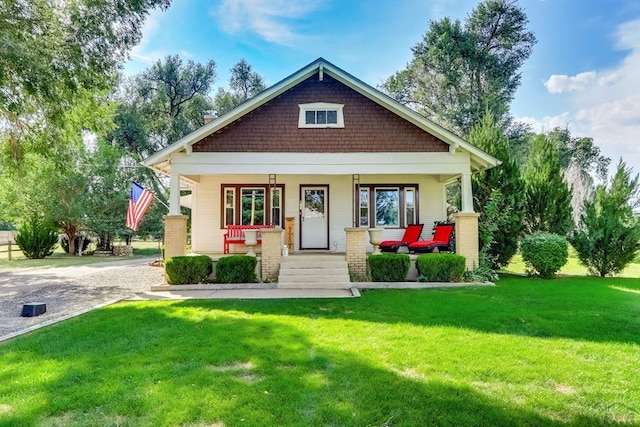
531;19;640;175
544;71;596;94
129;10;162;63
214;0;321;46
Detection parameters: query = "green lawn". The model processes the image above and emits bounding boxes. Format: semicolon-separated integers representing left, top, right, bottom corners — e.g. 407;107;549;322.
1;275;639;426
0;240;161;269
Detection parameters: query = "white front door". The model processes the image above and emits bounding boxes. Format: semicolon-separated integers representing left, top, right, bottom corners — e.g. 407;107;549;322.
300;185;329;250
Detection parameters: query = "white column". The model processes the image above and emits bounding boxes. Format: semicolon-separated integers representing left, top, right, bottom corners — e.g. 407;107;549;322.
169;171;180;215
461;172;474;213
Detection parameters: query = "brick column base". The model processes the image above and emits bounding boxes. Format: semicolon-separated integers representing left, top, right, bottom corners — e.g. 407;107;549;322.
345;227;367;281
163;215;188;259
261;228;283;282
454;212;480;270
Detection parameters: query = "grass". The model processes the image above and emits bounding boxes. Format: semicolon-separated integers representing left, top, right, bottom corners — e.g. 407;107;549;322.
1;275;639;426
0;240;161;269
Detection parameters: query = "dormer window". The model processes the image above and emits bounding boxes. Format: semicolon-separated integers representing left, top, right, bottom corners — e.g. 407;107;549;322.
298;102;344;128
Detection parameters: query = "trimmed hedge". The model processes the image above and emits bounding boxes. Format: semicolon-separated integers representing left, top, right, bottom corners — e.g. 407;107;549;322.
165;255;212;285
521;232;568;279
416;253;466;282
368;254;410;282
216;255;257;283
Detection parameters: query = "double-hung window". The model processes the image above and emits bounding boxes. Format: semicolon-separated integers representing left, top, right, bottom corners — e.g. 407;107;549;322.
222;185;284;227
358;184;418;228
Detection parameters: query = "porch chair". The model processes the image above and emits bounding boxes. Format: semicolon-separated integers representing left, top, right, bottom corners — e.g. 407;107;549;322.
379;224;424;253
408;223;454;253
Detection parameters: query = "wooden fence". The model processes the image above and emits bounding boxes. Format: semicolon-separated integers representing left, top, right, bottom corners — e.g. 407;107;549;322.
0;241;20;261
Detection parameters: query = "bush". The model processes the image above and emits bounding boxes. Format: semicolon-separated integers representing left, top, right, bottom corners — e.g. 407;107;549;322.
521;232;568;279
368;254;410;282
416;253;466;282
215;255;257;283
15;217;58;259
165;255;212;285
60;235;92;254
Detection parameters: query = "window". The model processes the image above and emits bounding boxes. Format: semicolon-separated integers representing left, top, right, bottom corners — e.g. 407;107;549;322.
359;188;369;227
221;185;284;227
298;102;344;128
359;184;418;228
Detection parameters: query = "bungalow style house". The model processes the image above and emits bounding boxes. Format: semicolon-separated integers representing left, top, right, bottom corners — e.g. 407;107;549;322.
142;58;499;280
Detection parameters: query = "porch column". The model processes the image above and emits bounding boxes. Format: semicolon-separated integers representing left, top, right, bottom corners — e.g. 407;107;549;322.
261;228;283;282
345;227;367;281
454;212;480;270
163;214;188;259
169;170;181;215
461;172;474;212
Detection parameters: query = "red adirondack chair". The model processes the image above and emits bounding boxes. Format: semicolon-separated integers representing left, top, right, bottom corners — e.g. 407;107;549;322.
408;223;454;253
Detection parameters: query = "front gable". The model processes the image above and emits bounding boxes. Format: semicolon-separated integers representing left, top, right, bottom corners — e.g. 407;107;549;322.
193;74;449;153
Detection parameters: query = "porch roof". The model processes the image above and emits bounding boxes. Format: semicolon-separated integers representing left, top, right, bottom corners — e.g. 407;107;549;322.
142;58;500;176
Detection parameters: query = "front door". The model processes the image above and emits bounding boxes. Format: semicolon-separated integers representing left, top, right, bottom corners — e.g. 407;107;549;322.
300;185;329;250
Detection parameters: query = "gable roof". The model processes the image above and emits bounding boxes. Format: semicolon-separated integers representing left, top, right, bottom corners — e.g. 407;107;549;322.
142;57;500;174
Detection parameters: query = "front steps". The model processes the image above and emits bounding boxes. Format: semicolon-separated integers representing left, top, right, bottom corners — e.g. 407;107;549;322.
277;255;352;289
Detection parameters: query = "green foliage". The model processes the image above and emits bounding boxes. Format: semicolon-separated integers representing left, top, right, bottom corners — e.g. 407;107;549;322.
15;217;58;259
416;253;466;282
570;160;640;277
0;0;170;166
213;59;267;117
521;232;569;279
382;0;536;135
368;254;410;282
164;255;213;285
523;135;573;235
470;112;525;268
215;255;258;283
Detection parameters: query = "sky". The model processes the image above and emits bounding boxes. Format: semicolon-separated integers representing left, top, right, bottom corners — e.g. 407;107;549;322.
124;0;640;177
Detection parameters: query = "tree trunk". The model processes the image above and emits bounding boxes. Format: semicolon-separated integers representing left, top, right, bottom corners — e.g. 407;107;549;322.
62;224;79;256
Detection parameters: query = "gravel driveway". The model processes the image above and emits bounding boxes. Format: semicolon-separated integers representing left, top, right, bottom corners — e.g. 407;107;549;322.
0;257;165;341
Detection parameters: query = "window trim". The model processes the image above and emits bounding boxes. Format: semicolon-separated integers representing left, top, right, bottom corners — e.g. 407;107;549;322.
220;184;285;228
298;102;345;128
359;184;419;229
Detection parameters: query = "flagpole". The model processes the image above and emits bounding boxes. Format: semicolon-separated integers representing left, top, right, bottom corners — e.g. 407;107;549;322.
154;193;170;211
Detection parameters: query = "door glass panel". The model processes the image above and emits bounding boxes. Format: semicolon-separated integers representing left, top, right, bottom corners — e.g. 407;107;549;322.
304;190;325;218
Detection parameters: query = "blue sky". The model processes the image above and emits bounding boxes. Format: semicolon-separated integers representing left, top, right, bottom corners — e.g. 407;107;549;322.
124;0;640;175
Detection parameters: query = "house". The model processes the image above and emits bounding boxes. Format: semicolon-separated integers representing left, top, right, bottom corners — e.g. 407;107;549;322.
142;58;499;279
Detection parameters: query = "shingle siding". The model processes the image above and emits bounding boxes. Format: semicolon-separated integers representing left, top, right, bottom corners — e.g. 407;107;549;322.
193;74;449;153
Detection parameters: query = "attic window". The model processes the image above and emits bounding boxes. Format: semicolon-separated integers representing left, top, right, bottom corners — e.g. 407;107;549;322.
298;103;344;128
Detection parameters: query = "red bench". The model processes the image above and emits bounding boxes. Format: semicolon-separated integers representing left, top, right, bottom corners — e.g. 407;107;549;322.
223;224;274;254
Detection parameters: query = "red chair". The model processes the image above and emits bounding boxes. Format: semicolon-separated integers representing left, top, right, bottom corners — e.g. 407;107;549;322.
379;224;424;253
408;223;454;253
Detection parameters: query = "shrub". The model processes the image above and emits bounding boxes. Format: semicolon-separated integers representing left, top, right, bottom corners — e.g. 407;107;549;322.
368;254;410;282
416;253;466;282
521;232;568;279
165;255;212;285
216;255;257;283
15;217;58;259
60;235;92;254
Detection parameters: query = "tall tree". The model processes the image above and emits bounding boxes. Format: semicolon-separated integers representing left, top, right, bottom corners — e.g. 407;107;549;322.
470;112;526;268
523;134;574;235
213;59;266;117
382;0;536;135
570;160;640;277
0;0;170;166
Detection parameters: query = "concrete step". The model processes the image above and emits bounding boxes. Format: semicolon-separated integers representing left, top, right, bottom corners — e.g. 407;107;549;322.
278;267;349;276
278;274;350;283
278;281;352;290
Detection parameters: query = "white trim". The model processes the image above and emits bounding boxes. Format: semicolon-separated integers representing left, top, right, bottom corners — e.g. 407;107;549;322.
298;102;345;128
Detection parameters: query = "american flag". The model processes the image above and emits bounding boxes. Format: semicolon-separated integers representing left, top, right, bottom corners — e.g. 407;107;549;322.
126;182;154;231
